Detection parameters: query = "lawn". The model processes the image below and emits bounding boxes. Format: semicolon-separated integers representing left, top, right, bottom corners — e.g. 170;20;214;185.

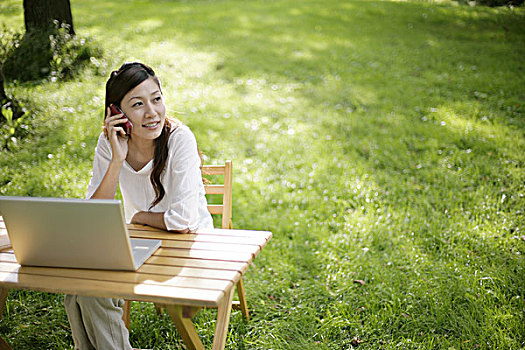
0;0;524;348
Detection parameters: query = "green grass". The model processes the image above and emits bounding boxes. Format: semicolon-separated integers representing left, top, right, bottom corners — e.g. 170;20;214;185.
1;0;524;348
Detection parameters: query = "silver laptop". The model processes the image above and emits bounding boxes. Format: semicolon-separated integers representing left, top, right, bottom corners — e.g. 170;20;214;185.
0;196;161;271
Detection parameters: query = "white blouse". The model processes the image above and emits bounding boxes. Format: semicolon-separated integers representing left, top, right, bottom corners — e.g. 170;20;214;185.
86;124;213;232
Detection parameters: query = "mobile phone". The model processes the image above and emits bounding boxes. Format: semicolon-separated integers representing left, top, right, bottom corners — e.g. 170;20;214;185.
109;104;133;135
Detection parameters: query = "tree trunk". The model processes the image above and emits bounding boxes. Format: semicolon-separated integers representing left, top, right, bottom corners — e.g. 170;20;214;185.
23;0;75;35
0;62;6;104
0;62;5;119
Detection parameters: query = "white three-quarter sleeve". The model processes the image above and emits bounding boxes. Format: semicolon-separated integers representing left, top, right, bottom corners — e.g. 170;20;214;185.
163;126;204;232
85;133;112;199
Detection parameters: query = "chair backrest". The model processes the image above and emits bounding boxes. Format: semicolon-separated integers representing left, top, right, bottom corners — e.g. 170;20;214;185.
201;161;232;229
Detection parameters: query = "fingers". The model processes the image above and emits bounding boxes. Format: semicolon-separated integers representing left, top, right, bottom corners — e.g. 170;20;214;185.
105;105;123;119
103;123;127;140
116;126;127;138
104;107;129;138
104;125;126;138
105;113;126;124
104;106;126;124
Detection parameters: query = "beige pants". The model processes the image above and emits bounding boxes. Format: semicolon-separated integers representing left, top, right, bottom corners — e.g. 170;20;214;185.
64;295;132;350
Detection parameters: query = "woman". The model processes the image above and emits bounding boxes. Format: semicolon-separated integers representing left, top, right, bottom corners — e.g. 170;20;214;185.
64;62;213;349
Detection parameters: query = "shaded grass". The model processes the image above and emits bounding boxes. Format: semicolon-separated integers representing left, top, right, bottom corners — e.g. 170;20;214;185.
1;0;524;348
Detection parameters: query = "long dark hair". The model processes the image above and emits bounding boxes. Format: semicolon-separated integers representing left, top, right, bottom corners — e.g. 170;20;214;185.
105;62;174;209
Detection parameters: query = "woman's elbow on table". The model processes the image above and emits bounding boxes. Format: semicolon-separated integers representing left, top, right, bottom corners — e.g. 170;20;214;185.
168;227;191;234
164;209;199;234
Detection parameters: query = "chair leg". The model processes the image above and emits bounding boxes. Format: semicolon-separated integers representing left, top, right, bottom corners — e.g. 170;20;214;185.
122;300;131;330
236;278;249;321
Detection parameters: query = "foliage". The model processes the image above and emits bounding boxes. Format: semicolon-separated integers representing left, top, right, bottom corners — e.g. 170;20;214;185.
0;101;29;150
0;21;104;150
0;0;524;349
0;26;26;132
1;20;104;82
0;76;27;151
0;26;22;64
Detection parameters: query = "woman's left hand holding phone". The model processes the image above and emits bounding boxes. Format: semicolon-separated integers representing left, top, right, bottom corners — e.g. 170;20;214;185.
104;106;129;163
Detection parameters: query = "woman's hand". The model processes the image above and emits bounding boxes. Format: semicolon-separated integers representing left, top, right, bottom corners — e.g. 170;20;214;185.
104;106;129;162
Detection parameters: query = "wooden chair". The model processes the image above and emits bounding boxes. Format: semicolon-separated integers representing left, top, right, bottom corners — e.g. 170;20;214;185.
122;160;251;331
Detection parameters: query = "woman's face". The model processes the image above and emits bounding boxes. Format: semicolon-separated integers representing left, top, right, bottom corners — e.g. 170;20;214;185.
120;77;166;142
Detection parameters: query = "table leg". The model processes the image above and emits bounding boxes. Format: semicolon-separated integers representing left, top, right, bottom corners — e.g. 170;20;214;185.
154;303;164;315
0;337;12;350
0;288;12;350
212;287;235;350
165;305;204;350
236;279;250;321
0;289;8;322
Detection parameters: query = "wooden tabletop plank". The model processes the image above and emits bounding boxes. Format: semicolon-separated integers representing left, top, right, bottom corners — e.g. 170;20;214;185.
0;262;233;292
0;271;223;307
155;248;254;263
0;253;15;263
128;224;272;241
129;230;268;246
137;264;240;281
0;232;10;251
203;228;272;241
159;240;261;255
146;256;247;273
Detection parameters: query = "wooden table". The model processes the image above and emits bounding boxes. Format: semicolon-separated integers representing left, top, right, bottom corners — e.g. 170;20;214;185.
0;216;272;349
